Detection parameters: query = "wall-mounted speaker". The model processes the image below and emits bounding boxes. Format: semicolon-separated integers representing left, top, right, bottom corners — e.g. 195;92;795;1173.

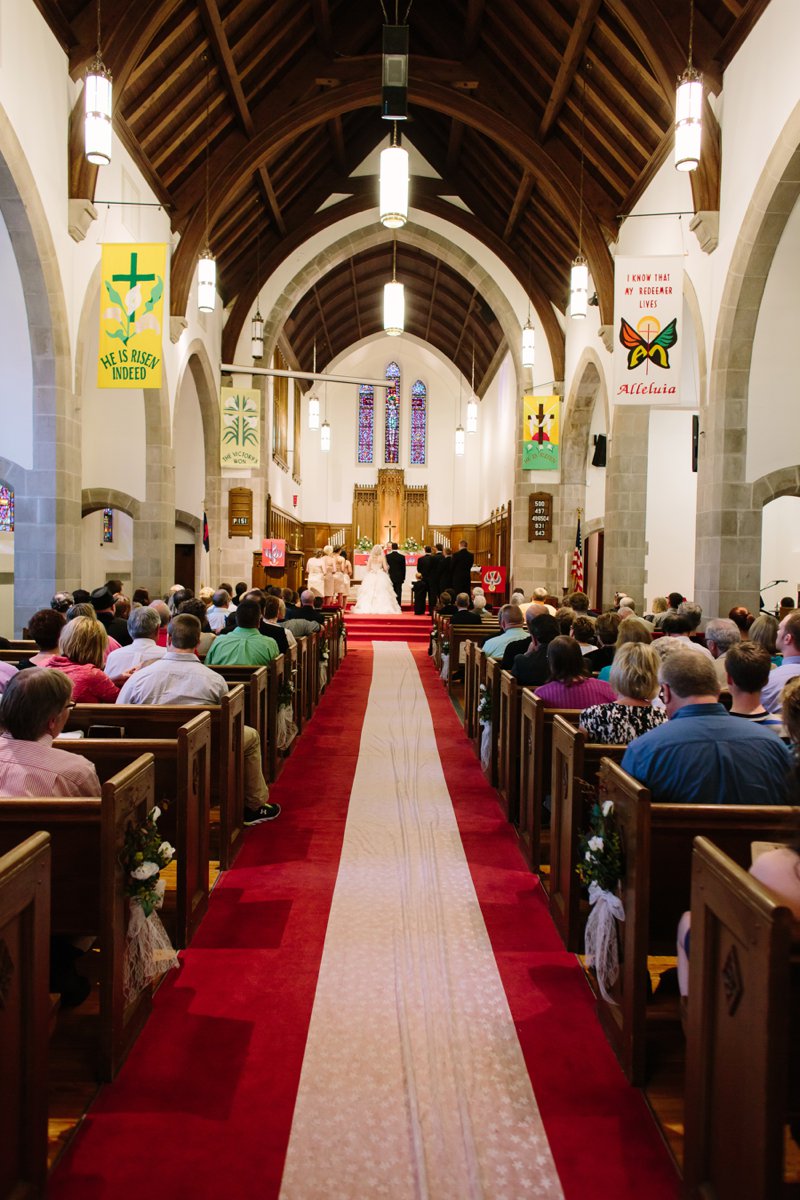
692;415;699;473
591;434;607;468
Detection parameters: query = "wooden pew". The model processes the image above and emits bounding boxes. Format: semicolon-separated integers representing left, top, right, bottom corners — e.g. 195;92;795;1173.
290;640;305;734
481;657;503;788
66;686;245;870
0;832;50;1198
209;663;270;781
0;647;36;664
517;695;582;872
595;758;800;1085
683;837;800;1200
548;717;625;950
0;755;156;1080
55;712;211;949
447;623;500;705
471;647;490;757
306;630;320;717
497;670;524;824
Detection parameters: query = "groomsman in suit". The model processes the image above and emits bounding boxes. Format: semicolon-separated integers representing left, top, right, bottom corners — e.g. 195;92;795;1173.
386;543;406;606
451;540;474;596
417;545;434;613
429;544;446;610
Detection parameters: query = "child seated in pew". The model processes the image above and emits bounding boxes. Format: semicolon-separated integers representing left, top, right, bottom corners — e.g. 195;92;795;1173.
0;669;101;1005
579;643;666;744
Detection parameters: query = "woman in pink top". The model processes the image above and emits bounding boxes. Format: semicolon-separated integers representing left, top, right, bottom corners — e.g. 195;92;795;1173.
48;616;120;703
534;635;617;709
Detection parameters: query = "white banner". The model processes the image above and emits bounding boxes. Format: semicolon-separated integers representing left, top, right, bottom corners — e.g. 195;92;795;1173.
612;256;683;406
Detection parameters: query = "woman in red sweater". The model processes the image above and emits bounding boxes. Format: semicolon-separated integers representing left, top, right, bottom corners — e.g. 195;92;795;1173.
48;616;120;703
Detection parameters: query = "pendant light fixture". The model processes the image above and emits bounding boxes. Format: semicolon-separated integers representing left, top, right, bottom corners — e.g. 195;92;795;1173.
84;0;112;166
674;0;702;172
521;241;535;367
320;381;331;451
380;122;409;229
466;339;478;434
455;373;465;456
197;60;216;314
383;237;404;336
382;22;409;120
251;221;264;359
308;339;320;430
570;74;588;320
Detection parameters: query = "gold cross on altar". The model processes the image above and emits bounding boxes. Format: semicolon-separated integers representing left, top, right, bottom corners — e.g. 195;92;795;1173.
384;520;396;541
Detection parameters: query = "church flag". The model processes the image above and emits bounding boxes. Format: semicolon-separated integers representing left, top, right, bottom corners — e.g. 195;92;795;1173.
570;516;584;591
521;394;559;470
612;256;683;406
98;243;166;388
202;512;210;552
220;387;260;468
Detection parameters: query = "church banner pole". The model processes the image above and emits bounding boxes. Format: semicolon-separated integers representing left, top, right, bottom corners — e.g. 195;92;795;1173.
220;363;391;388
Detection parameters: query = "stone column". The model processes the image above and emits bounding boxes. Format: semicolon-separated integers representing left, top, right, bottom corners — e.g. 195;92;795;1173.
602;405;649;611
133;389;175;598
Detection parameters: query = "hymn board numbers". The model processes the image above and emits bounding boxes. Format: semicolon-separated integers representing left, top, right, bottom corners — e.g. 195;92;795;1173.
528;492;553;542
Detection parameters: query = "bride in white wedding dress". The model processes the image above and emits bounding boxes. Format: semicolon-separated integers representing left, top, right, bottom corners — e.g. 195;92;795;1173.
353;544;402;614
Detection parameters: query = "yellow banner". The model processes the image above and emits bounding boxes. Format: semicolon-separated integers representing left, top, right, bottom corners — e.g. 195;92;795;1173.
221;387;261;468
522;394;560;470
98;244;166;388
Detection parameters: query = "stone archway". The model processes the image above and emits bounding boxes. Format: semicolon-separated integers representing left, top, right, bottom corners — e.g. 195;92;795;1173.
175;342;220;588
0;105;76;632
82;488;142;520
695;100;800;617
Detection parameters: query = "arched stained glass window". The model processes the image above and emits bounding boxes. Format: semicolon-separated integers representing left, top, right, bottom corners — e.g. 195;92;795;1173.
103;508;114;543
410;380;427;465
0;484;14;533
384;361;400;464
357;384;374;464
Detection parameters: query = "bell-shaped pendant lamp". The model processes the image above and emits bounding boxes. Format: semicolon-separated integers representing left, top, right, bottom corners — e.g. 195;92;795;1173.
197;249;216;313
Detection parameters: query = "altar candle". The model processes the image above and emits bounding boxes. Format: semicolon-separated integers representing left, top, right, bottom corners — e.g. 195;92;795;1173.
357;525;360;538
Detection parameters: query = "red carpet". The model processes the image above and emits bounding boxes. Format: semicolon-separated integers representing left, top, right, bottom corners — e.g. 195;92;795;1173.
50;644;678;1199
344;611;431;643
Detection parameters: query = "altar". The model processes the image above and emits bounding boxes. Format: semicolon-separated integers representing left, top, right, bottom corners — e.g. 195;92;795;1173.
352;468;428;550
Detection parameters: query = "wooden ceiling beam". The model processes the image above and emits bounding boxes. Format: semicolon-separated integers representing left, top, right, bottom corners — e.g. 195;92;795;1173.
310;0;333;54
539;0;602;140
463;0;486;58
129;11;197;85
350;260;363;342
503;172;534;241
329;116;347;174
425;261;440;343
446;119;465;174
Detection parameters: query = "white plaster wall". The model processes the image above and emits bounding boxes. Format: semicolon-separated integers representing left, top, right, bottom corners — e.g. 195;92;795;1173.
644;409;698;607
761;496;800;612
174;366;206;519
300;334;481;529
81;509;134;591
478;352;516;517
746;196;800;483
584;399;607;524
0;208;32;468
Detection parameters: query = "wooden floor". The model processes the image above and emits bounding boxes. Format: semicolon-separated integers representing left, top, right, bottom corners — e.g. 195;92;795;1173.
47;860;221;1173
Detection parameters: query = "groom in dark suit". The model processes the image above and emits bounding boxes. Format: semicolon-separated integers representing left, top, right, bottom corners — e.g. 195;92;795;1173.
451;540;475;597
385;543;406;606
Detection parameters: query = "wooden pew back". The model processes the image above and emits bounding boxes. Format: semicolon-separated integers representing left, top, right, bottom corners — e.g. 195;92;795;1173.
66;686;245;870
471;648;490;757
497;670;523;823
0;832;50;1198
0;755;156;1079
209;663;270;780
683;837;800;1200
596;757;800;1084
447;623;500;702
548;717;625;949
55;712;212;948
481;657;503;787
518;695;583;872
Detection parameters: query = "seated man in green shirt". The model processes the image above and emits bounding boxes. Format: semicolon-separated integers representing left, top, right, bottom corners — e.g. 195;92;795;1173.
204;599;279;666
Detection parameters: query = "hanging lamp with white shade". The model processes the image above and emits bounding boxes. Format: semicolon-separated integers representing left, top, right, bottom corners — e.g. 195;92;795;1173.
320;380;330;451
521;313;535;368
197;60;216;314
84;1;112;165
466;341;478;433
308;340;320;430
251;223;264;358
570;75;588;320
383;237;404;336
674;0;702;172
455;374;465;456
380;123;409;229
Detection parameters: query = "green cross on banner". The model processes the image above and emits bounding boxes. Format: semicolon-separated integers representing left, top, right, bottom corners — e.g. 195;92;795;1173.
112;252;155;290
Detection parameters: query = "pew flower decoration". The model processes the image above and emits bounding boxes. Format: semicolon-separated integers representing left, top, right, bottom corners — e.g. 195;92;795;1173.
478;683;493;771
122;807;180;1002
577;796;624;1004
440;638;450;683
276;673;298;749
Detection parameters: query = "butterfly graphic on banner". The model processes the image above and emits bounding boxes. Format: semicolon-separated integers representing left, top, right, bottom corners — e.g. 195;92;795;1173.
619;317;678;370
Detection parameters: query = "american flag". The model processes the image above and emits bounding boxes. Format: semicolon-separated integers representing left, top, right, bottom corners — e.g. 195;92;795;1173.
570;516;584;591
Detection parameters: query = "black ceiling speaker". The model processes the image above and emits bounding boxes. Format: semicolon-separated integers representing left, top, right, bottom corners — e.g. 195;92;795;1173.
591;434;607;467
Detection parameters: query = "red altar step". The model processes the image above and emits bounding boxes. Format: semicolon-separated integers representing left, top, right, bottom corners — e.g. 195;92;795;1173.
345;612;431;644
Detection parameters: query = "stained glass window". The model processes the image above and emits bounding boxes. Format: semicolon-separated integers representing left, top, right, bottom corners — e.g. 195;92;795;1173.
103;508;113;543
357;384;374;464
0;485;13;533
410;380;427;465
384;361;400;464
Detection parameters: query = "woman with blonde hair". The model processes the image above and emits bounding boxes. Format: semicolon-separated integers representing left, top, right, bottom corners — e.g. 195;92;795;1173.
48;616;120;703
580;643;666;743
597;615;652;681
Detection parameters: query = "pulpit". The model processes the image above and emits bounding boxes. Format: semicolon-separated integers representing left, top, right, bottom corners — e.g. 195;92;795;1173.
353;469;428;545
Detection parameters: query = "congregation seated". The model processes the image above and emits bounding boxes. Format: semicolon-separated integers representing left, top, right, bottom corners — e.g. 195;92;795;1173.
554;606;575;635
473;594;494;624
50;591;73;613
49;617;120;703
533;636;616;709
90;585;131;646
510;612;559;686
131;587;150;608
66;601;121;655
0;669;99;797
205;599;279;666
704;617;741;686
750;612;782;666
105;605;166;675
149;599;171;646
565;590;591;615
206;588;234;632
645;595;668;624
597;615;652;681
728;605;754;639
653;614;713;660
724;641;785;734
621;649;791;805
583;610;620;673
291;590;322;627
570;615;597;658
652;590;684;630
116;613;278;826
433;590;457;618
761;609;800;712
18;608;65;669
677;600;706;644
483;604;527;660
579;643;666;744
450;592;482;626
177;597;216;657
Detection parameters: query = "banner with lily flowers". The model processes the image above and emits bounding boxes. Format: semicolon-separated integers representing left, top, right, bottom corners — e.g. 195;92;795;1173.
98;244;166;388
220;387;261;468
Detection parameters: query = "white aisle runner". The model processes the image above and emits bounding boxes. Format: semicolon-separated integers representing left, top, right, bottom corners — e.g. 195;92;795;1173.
279;642;563;1199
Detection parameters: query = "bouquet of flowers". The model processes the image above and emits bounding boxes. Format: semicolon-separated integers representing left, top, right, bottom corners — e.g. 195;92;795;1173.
478;683;493;770
121;807;180;1001
355;535;374;552
276;673;298;748
401;536;420;552
577;796;624;1002
440;638;450;682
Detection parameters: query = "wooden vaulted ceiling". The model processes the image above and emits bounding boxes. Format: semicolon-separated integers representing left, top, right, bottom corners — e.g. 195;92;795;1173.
39;0;770;390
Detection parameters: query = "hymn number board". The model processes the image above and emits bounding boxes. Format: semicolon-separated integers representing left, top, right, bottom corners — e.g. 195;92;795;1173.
528;492;553;542
228;487;253;538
